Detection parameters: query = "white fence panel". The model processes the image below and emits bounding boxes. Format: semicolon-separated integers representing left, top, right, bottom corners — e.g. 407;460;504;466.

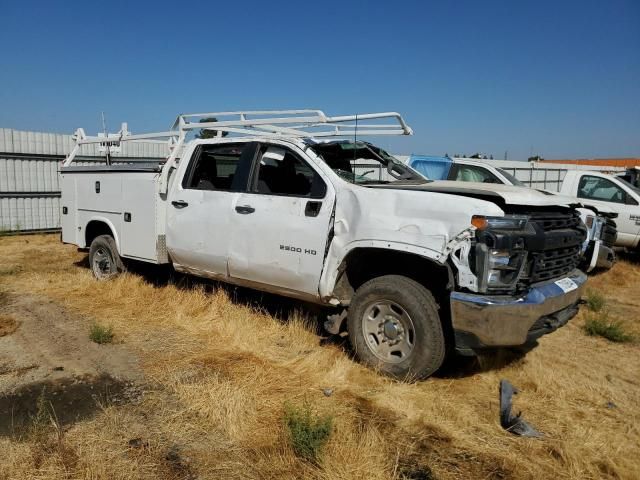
0;128;166;232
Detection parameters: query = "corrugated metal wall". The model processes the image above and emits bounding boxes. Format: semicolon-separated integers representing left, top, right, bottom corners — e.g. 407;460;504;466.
0;128;167;233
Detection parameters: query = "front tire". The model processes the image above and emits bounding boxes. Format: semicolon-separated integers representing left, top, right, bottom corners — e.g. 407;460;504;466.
347;275;445;381
88;235;125;280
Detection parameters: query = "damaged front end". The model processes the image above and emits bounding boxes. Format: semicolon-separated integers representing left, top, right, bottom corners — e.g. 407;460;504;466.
446;211;588;355
580;212;617;272
448;214;534;295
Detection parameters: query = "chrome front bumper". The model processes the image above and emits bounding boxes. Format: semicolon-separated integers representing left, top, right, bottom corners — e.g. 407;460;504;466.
450;269;587;353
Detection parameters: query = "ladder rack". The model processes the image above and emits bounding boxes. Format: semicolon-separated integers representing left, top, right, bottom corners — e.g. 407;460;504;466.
62;109;413;191
66;109;411;152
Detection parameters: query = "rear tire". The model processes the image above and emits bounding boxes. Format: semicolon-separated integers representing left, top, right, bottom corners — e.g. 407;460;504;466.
88;235;125;280
347;275;445;381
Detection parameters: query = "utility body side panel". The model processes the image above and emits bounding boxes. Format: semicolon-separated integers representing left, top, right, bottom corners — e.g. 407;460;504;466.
120;176;160;260
60;169;162;262
60;174;77;244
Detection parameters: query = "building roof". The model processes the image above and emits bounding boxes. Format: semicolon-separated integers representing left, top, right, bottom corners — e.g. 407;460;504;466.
540;158;640;167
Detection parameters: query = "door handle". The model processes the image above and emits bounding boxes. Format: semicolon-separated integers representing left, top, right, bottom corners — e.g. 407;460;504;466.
171;200;189;208
235;205;255;214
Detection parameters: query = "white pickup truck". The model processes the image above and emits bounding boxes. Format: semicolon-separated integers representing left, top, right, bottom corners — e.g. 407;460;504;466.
60;110;588;380
407;155;618;270
558;170;640;249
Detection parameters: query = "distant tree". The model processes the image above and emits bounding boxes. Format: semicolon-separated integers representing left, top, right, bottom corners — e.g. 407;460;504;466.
195;117;228;139
528;155;544;162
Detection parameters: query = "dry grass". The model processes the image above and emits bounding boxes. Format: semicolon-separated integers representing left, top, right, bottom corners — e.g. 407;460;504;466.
0;234;639;479
0;313;18;337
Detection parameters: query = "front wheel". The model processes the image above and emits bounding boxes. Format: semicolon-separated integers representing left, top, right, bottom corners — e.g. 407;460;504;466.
88;235;126;280
347;275;445;381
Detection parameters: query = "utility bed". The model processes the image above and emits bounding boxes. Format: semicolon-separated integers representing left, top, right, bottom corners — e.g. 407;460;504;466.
60;162;167;262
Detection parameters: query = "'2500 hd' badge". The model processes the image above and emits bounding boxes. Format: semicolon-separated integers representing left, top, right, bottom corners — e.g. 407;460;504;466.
280;245;317;256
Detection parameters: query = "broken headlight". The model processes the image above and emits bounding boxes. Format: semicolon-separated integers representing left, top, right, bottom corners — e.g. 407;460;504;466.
593;216;605;241
473;215;530;293
472;215;529;231
584;215;595;229
475;245;528;293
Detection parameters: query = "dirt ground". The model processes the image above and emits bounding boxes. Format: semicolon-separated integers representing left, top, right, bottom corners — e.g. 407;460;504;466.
0;234;638;479
0;291;144;436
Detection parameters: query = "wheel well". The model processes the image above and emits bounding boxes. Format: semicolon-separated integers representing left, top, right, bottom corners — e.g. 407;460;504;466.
333;248;455;341
85;221;115;248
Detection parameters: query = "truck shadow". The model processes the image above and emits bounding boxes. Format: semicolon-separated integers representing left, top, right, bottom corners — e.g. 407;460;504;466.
434;348;529;379
75;256;527;380
615;250;640;265
78;257;331;335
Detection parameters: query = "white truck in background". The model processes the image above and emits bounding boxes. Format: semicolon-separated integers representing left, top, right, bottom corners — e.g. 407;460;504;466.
60;110;588;380
406;155;618;270
558;170;640;249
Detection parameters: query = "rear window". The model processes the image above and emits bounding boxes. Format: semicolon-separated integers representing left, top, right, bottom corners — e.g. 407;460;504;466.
183;143;247;191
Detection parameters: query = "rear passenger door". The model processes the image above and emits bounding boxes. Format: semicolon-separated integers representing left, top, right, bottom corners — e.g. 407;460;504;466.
228;143;335;297
166;142;257;276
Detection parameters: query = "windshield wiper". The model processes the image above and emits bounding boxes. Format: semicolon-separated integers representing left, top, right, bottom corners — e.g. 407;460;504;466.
357;179;392;185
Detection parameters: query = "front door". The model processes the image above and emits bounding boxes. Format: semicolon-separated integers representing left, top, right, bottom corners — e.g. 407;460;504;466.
166;142;257;276
228;143;335;297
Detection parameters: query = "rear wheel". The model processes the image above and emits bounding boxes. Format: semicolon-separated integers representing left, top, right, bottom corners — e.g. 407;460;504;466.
347;275;445;380
89;235;125;280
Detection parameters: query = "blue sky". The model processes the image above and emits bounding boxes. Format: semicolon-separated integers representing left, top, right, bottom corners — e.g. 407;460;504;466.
0;0;638;160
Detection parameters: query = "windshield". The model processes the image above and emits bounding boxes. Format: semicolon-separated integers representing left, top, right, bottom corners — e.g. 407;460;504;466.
496;168;525;186
309;141;427;185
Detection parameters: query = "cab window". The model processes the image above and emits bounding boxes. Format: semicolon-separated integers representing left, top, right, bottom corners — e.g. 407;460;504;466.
577;175;633;204
183;143;250;191
252;145;326;198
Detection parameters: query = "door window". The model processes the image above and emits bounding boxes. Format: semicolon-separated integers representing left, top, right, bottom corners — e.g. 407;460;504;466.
183;143;250;191
252;145;326;198
577;175;630;204
450;164;501;183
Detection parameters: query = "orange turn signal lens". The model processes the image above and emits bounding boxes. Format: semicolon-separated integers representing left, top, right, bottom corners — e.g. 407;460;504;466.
471;215;488;230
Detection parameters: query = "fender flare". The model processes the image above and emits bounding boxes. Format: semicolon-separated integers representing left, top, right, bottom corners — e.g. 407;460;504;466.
84;216;122;253
319;239;445;300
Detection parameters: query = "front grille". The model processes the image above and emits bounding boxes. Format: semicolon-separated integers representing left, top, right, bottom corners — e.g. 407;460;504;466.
529;245;582;282
529;212;582;232
522;211;585;285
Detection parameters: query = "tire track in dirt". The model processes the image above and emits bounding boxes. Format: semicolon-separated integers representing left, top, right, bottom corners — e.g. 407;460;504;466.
0;291;145;436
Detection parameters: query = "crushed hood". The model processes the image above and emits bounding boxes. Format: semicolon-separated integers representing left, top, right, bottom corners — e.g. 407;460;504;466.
369;181;580;208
